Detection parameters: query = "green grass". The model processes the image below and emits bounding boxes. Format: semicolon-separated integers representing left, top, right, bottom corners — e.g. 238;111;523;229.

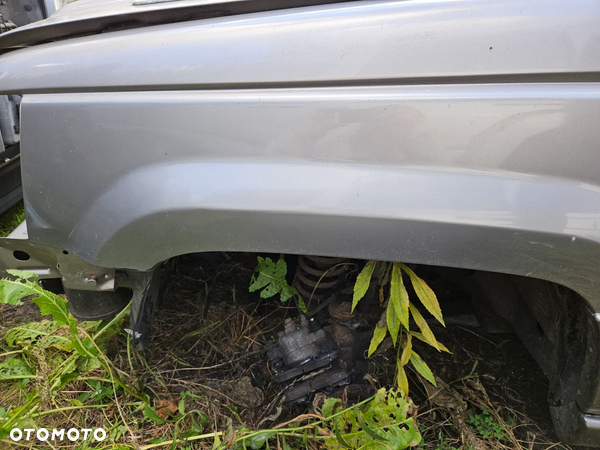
0;270;421;449
0;201;25;237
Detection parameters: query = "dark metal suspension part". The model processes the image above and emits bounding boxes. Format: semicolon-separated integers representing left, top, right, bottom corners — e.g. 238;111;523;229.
293;255;349;303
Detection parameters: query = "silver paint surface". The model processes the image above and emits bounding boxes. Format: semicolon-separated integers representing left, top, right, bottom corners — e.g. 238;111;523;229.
18;85;600;309
1;0;600;92
1;0;600;433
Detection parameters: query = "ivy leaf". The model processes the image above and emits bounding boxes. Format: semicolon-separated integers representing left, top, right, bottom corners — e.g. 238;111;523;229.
249;257;299;304
410;351;436;386
400;264;445;326
352;260;375;312
409;303;440;352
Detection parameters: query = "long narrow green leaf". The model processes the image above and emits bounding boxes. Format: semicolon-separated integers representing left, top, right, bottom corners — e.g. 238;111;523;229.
397;360;409;395
410;351;437;386
400;334;412;367
367;324;387;357
352;260;376;312
409;331;451;353
379;263;391;304
356;412;388;442
408;304;440;351
375;261;389;285
400;264;445;326
386;302;400;347
280;435;292;450
392;264;410;329
333;422;352;449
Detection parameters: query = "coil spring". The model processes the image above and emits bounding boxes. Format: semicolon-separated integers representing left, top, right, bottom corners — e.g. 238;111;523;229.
293;255;349;303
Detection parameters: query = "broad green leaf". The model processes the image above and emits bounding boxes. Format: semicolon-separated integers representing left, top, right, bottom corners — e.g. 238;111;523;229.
400;264;445;326
397;360;409;395
352;260;375;312
249;257;299;304
247;431;276;449
77;354;103;372
410;351;436;386
6;269;38;281
0;356;34;381
387;418;422;448
322;397;342;419
11;278;70;326
323;388;421;450
5;320;73;352
408;303;440;351
355;413;388;442
0;273;37;306
2;270;74;327
409;331;451;353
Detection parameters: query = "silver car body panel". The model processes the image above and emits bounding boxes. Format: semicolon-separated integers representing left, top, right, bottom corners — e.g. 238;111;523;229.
1;0;600;443
17;85;600;310
0;0;352;49
1;0;600;92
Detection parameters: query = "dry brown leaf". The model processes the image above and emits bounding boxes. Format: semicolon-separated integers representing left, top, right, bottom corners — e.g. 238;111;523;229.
154;399;178;420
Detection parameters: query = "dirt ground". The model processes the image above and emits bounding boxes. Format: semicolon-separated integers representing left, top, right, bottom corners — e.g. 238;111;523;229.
144;253;572;449
0;252;579;449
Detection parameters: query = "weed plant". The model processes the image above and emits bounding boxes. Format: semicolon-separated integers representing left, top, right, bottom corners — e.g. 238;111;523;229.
0;202;25;237
0;259;572;449
0;269;422;449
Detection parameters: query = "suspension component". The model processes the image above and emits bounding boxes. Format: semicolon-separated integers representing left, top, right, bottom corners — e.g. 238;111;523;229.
293;255;349;303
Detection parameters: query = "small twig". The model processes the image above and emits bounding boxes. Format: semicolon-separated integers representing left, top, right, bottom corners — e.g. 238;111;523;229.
168;378;253;408
139;430;223;449
0;350;23;358
159;350;262;373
